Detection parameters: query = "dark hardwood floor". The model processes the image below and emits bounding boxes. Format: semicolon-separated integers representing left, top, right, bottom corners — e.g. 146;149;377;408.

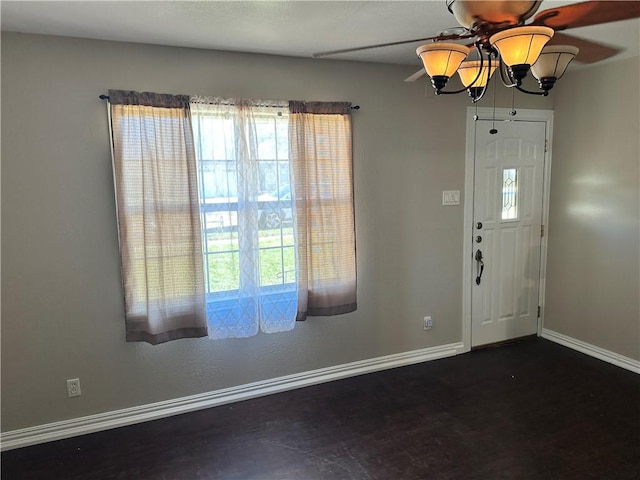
2;338;639;479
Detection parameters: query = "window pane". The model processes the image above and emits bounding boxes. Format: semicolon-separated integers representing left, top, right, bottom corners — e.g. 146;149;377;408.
260;245;296;286
282;246;295;281
502;168;518;220
203;211;224;234
201;160;237;199
276;119;289;160
277;161;290;193
206;230;239;253
193;116;235;161
281;226;294;247
256;118;277;160
206;251;240;292
258;160;278;193
193;104;296;313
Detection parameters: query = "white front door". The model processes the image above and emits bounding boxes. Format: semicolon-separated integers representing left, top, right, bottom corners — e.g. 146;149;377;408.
471;119;546;347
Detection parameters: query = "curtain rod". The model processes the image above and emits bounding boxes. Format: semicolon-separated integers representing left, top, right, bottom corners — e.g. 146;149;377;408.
98;95;360;110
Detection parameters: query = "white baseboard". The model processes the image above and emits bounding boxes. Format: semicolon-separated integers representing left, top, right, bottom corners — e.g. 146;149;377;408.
541;328;640;374
1;342;465;451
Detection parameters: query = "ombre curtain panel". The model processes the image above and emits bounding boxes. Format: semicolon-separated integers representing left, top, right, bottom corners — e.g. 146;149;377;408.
289;101;357;320
109;90;207;344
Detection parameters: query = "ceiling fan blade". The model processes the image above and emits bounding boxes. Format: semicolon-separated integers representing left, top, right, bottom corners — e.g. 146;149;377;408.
548;32;622;64
312;33;474;58
404;68;426;82
532;1;640;30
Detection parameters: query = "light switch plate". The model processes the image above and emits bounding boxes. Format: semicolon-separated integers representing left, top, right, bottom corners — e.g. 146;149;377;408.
442;190;460;206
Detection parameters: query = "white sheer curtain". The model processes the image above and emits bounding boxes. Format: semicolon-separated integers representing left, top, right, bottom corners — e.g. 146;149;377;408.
190;98;297;339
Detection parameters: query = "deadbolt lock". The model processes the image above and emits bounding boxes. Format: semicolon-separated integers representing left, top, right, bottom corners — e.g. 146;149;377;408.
476;222;483;229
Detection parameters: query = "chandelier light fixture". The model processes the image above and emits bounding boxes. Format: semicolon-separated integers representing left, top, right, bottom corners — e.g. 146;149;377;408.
310;0;638;136
313;0;639;107
416;25;579;102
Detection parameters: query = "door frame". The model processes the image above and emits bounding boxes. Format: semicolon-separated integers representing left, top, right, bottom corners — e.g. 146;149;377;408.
461;108;554;352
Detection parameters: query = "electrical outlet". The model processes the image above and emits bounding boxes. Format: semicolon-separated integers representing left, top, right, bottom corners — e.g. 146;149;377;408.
67;378;81;398
423;316;433;330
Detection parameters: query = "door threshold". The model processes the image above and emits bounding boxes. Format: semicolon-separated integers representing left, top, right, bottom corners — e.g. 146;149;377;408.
471;334;537;351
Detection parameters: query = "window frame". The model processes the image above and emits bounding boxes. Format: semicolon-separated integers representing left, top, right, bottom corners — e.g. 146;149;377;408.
192;109;297;307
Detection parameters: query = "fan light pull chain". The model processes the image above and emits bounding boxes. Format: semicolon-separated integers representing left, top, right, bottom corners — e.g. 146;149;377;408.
490;71;498;134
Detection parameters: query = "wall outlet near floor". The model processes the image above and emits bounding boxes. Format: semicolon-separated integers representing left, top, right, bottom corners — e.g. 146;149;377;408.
423;316;433;330
67;378;82;398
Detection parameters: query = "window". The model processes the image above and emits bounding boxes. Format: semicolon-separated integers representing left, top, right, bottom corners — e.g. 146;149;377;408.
194;111;294;292
108;91;356;345
502;167;519;220
191;101;297;339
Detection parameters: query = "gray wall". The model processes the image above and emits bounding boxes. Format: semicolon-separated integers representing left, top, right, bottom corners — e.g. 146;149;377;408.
6;31;618;435
544;57;640;361
0;33;464;432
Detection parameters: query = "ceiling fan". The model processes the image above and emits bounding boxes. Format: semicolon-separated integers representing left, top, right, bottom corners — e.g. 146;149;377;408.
313;1;640;102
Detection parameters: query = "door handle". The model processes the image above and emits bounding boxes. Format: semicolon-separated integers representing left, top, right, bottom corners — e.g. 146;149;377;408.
475;249;484;285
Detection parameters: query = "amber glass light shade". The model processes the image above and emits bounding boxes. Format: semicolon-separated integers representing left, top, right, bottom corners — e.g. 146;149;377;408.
531;45;579;80
457;60;499;87
416;43;471;78
489;26;554;67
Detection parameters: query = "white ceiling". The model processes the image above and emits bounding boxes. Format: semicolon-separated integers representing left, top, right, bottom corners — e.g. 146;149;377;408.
1;1;639;68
